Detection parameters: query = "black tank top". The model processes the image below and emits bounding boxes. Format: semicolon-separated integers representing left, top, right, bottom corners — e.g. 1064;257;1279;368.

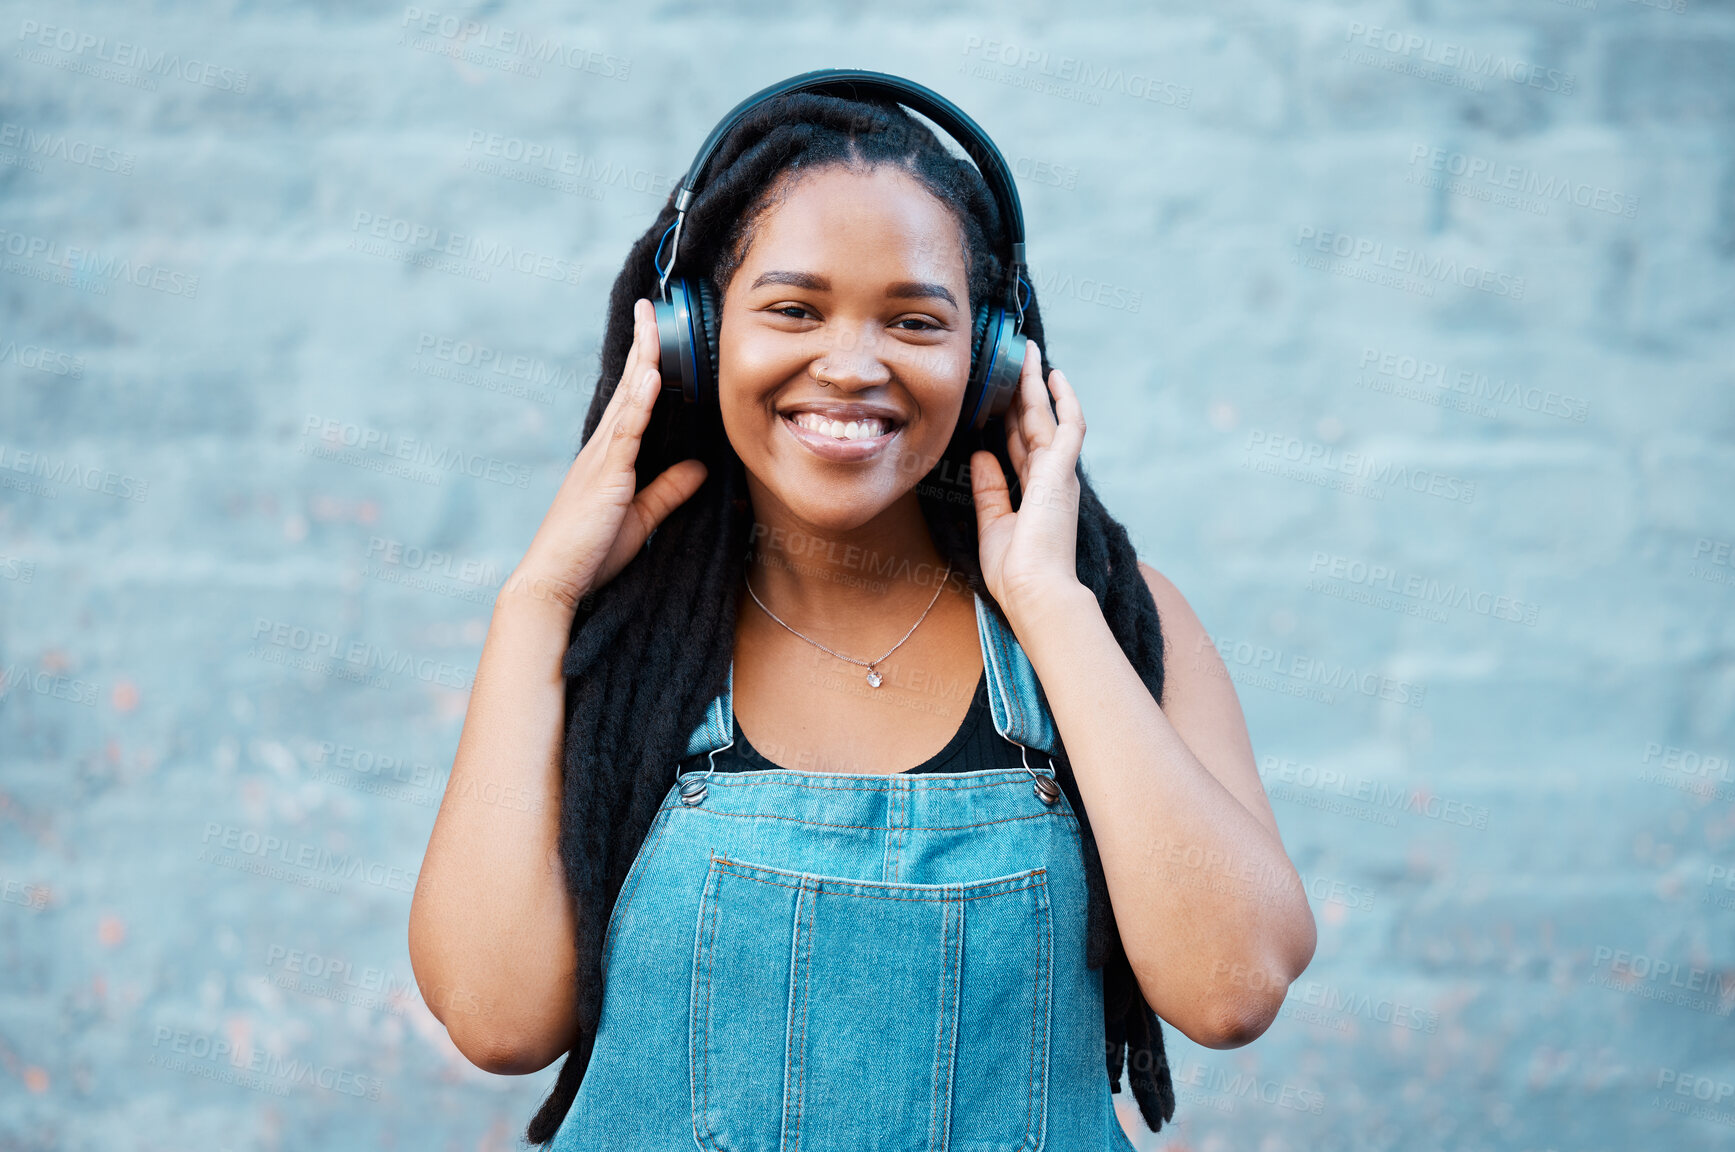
702;668;1026;775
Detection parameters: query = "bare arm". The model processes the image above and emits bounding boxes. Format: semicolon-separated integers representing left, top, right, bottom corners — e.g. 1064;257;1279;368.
1009;568;1316;1050
970;342;1314;1052
407;299;707;1074
408;576;584;1075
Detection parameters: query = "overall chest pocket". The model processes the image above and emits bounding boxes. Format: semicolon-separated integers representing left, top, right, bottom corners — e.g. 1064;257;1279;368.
690;852;1053;1152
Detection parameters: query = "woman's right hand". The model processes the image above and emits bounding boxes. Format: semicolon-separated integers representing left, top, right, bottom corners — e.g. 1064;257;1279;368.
512;297;708;611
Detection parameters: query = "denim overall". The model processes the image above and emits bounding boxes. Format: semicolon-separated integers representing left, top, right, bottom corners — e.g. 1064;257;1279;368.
552;592;1138;1152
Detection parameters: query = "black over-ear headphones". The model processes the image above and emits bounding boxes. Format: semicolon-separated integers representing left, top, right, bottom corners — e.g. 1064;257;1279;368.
652;68;1031;434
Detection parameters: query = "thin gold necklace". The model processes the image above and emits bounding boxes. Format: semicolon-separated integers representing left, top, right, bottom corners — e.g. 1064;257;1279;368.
744;560;954;689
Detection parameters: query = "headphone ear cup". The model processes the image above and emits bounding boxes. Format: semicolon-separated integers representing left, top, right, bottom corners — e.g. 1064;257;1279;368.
960;301;992;431
695;277;721;407
968;301;991;382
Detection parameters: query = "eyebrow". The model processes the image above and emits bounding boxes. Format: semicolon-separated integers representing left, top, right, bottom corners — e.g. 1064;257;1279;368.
748;270;958;309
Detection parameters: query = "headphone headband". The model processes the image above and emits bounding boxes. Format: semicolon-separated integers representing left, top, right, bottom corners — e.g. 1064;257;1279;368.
660;68;1027;303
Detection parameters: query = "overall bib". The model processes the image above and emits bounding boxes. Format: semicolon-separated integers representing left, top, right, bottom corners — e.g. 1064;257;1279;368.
551;592;1138;1152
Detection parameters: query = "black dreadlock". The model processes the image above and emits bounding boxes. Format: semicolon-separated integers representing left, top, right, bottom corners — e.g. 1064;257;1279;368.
526;89;1176;1145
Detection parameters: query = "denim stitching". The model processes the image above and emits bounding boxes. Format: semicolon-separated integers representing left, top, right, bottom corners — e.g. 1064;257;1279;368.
714;856;1047;902
717;871;1047;904
1022;883;1038;1149
694;773;1040;794
695;860;721;1151
929;889;959;1152
887;783;902;884
686;808;1075;835
789;878;814;1152
989;621;1028;741
1013;881;1041;1152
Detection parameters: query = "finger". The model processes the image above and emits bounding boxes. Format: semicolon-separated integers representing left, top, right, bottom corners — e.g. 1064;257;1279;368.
603;365;662;470
627;458;709;544
606;298;654;418
1004;397;1030;485
595;300;659;449
1018;341;1056;446
1045;366;1086;457
970;448;1013;535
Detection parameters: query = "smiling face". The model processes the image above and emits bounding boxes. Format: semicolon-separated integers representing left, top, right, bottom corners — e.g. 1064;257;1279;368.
714;162;975;535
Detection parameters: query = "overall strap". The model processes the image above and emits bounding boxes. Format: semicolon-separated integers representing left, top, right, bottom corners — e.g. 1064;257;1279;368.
973;592;1060;757
682;660;733;759
677;591;1060;760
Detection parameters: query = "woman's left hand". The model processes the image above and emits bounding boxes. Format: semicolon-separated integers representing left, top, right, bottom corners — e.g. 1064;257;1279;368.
970;340;1087;620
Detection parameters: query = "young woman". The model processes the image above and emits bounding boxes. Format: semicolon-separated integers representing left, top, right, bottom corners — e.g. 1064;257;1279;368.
408;78;1316;1150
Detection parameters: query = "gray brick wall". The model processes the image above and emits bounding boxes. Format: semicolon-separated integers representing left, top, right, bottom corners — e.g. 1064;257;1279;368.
2;2;1731;1149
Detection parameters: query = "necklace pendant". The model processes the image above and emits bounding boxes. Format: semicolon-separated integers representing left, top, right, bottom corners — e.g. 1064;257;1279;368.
866;668;882;688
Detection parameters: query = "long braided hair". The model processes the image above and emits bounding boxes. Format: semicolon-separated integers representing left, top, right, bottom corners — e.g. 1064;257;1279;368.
526;89;1176;1144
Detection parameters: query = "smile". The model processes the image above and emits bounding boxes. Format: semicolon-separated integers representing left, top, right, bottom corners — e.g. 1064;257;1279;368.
779;411;902;461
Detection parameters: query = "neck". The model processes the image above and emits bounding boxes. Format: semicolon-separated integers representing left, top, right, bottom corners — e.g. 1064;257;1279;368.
741;487;962;636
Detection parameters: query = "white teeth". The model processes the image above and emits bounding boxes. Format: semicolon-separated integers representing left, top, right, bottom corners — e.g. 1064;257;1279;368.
790;412;890;440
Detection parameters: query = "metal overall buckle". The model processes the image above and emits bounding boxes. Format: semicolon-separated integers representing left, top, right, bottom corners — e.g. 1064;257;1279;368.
678;738;736;807
1020;744;1061;804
